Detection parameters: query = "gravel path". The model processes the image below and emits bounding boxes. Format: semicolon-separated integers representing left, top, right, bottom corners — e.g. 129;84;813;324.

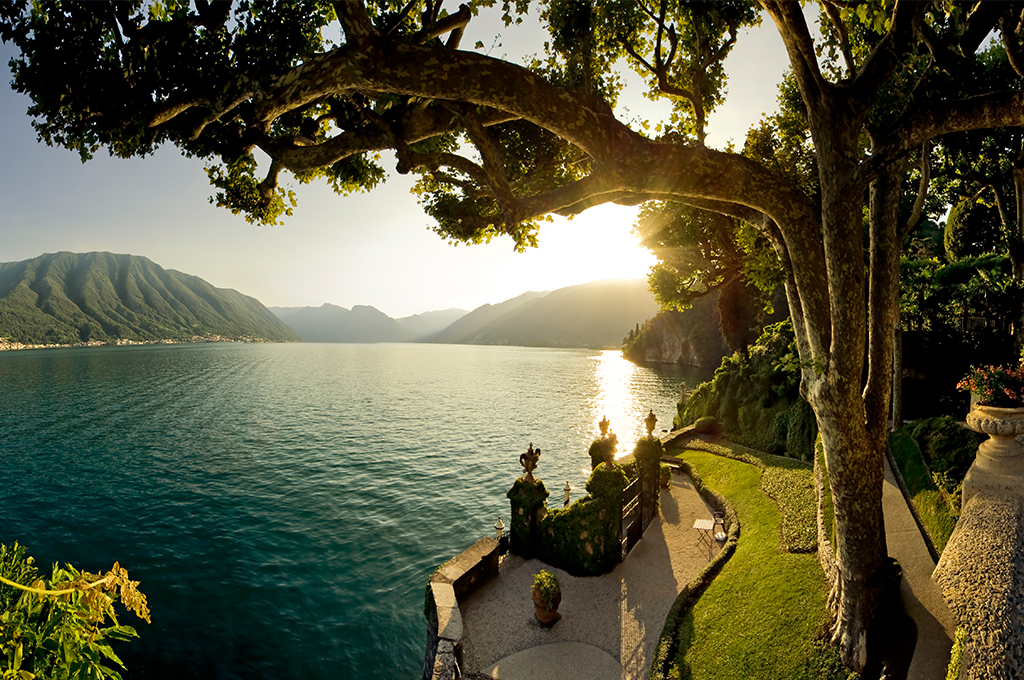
459;473;716;679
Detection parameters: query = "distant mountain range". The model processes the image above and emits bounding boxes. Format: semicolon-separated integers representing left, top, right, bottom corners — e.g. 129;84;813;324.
270;304;468;343
276;279;659;349
0;252;300;346
0;251;660;351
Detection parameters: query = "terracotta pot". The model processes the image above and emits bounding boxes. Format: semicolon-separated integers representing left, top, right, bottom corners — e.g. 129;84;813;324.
532;587;561;627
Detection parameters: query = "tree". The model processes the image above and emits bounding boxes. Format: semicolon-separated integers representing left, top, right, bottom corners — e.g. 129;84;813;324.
4;0;1024;672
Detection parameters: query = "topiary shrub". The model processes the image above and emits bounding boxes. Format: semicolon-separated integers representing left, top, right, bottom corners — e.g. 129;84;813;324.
692;416;721;435
532;570;561;610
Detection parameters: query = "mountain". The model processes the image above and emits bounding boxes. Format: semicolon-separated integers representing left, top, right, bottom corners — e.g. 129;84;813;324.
427;291;549;345
396;308;468;340
270;304;410;343
0;252;301;346
427;280;659;348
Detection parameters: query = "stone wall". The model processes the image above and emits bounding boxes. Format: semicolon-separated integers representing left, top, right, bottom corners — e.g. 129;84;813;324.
422;537;500;680
935;494;1024;680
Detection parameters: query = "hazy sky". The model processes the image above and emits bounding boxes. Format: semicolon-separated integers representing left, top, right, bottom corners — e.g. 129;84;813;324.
0;7;790;319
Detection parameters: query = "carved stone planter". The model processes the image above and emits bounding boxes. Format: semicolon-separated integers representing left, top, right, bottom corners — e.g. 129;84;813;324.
962;404;1024;504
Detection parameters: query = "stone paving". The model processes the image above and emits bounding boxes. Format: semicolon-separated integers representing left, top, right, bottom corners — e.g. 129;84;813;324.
459;473;715;679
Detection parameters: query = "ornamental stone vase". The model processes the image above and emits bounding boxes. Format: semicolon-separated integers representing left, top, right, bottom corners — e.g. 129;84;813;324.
962;404;1024;504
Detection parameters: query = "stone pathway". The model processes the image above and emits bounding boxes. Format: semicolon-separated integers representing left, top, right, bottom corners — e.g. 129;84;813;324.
459;473;715;680
883;456;957;679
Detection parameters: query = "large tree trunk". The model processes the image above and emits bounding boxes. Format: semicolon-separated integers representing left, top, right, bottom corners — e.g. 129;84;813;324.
817;408;888;669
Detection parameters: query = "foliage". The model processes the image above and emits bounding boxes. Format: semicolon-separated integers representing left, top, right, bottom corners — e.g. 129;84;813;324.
888;429;958;554
898;255;1021;416
659;463;671;487
536;462;637;576
946;628;967;680
660;450;848;680
0;542;150;680
906;417;984;499
677;320;818;462
690;416;720;436
531;570;561;611
944;199;1003;262
632;436;664;465
587;433;618;470
957;364;1024;407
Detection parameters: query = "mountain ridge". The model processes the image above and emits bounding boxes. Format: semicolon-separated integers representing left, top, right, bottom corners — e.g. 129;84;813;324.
0;251;301;348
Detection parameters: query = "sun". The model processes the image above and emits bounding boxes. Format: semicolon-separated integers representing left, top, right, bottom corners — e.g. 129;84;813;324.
511;203;659;291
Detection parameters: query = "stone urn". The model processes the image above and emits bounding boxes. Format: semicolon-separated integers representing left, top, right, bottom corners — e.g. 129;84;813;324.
962;404;1024;504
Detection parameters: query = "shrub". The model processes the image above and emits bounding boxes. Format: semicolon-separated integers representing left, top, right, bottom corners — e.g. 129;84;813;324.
532;570;561;610
907;416;983;495
0;543;150;680
692;416;721;435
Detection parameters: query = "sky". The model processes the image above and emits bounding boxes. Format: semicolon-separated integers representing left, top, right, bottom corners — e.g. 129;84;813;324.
0;7;791;319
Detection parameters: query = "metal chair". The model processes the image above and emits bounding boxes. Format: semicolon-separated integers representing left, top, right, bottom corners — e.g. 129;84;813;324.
712;511;727;544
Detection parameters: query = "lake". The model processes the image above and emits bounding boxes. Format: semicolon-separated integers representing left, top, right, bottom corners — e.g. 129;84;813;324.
0;342;711;678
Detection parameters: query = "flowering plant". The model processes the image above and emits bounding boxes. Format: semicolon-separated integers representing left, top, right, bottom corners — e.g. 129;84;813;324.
957;364;1024;407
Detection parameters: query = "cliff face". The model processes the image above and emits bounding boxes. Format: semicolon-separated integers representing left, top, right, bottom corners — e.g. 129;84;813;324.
623;293;728;369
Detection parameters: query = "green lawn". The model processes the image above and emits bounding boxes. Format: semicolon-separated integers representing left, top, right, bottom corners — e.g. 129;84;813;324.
667;448;853;680
888;429;958;553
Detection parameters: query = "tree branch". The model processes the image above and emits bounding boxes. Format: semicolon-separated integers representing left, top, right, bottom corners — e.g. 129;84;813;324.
899;140;930;244
867;91;1024;176
762;0;827;105
334;0;376;48
846;1;928;119
1001;12;1024;78
823;1;855;77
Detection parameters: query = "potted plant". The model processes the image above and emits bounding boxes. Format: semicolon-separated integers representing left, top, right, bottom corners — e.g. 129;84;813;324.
957;364;1024;504
531;570;562;627
958;364;1024;409
659;463;671;488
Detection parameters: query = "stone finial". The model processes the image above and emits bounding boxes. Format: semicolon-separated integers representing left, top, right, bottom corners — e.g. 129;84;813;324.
645;409;657;437
519;442;541;482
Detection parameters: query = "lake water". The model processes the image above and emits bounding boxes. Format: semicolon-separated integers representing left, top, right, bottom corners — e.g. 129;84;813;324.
0;342;711;679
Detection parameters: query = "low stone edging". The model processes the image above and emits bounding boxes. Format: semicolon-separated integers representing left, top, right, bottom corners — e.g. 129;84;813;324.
422;536;501;680
647;458;740;680
934;493;1024;680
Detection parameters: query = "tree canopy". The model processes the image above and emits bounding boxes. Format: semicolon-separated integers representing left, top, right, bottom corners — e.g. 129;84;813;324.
4;0;1024;673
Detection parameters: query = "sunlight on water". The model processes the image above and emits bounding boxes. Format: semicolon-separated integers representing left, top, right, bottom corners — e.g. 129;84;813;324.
0;343;713;679
590;350;664;459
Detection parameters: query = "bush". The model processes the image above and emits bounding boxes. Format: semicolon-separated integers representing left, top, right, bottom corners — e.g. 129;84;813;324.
0;543;150;680
532;570;561;610
692;416;721;435
676;319;818;461
907;416;983;495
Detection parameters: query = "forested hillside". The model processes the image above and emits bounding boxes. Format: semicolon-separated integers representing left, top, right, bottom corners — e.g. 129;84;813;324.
0;252;301;345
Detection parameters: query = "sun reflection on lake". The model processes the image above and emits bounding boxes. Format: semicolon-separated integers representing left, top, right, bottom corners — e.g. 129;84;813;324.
589;350;668;460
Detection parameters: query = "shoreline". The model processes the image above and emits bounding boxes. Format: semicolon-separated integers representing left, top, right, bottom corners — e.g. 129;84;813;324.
0;335;292;352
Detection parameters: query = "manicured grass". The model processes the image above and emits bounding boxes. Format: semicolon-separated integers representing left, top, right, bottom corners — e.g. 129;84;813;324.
684;440;817;553
889;429;958;553
668;449;852;680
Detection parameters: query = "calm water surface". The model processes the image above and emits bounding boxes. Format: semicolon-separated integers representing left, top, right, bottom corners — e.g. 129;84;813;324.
0;342;710;679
